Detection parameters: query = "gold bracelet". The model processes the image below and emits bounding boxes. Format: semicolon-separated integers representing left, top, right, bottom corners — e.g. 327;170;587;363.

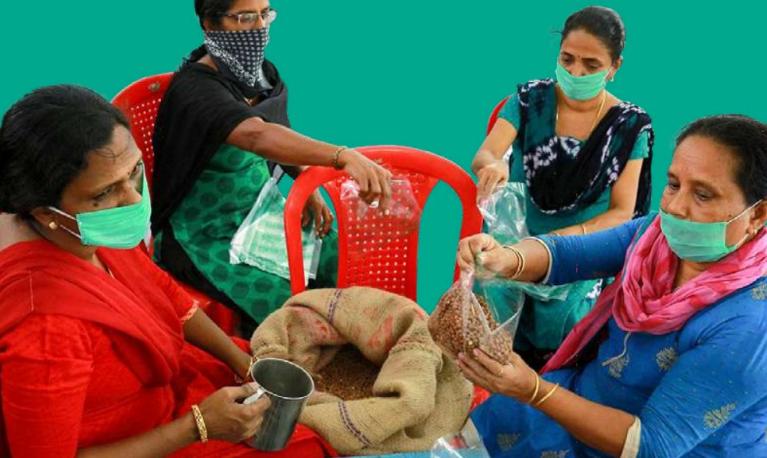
332;146;347;170
503;245;526;280
535;383;560;407
526;370;541;404
191;404;208;443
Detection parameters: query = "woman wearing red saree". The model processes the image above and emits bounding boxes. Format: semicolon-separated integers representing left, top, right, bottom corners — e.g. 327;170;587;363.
0;85;333;457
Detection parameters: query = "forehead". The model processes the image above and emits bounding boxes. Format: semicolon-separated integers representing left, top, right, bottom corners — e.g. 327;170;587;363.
671;135;740;184
560;28;612;60
70;126;141;188
228;0;270;11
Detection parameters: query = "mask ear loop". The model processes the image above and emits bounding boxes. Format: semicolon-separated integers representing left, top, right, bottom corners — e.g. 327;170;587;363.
46;206;84;242
727;200;764;250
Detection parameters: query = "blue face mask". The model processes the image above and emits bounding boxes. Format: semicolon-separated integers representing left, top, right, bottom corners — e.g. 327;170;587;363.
49;173;152;249
660;202;760;262
555;62;609;101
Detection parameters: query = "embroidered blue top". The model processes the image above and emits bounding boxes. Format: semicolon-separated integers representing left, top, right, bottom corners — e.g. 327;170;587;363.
471;216;767;457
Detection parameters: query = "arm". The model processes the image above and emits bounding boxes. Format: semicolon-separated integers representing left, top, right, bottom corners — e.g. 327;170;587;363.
184;309;251;380
471;118;517;173
536;216;646;285
461;293;767;457
461;348;633;457
228;118;392;206
457;217;646;284
148;260;252;379
472;98;519;199
552;159;644;236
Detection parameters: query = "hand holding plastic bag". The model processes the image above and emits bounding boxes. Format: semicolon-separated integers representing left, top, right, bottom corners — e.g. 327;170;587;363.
477;183;572;302
230;167;322;284
340;177;421;236
428;271;522;365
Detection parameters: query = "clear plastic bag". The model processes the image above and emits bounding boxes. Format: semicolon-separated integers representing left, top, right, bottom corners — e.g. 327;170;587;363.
477;182;572;302
230;167;322;284
428;272;523;365
431;420;491;458
339;177;421;235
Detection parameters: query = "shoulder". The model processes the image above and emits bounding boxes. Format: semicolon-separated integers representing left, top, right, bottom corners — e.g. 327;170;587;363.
166;63;240;103
614;101;653;125
516;78;555;100
683;277;767;343
0;313;99;361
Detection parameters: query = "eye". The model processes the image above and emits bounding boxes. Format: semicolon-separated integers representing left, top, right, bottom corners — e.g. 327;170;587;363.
240;12;259;23
94;187;113;202
130;162;144;178
665;181;679;191
695;191;712;202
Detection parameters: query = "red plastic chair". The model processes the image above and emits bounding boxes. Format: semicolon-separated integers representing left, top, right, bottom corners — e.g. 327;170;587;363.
113;74;238;335
486;96;510;135
284;146;483;300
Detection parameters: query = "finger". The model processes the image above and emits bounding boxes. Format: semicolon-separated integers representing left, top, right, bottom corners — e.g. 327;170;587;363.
477;173;493;198
367;171;383;203
457;238;479;270
457;355;488;386
459;351;496;381
243;416;265;440
232;382;260;402
321;207;333;236
472;348;506;375
378;171;393;210
356;174;372;202
244;396;271;417
302;208;311;228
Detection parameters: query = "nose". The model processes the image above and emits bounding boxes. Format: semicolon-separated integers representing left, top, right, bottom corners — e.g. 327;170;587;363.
662;190;689;219
119;181;143;207
252;15;267;29
570;62;588;77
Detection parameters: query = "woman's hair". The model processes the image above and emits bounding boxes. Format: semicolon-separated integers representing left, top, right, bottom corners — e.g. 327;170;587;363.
0;85;130;215
561;6;626;63
677;115;767;205
195;0;237;27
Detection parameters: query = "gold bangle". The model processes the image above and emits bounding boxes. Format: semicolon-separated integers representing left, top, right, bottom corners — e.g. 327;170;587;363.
526;370;541;404
535;383;560;407
191;404;208;443
503;245;526;280
332;146;347;170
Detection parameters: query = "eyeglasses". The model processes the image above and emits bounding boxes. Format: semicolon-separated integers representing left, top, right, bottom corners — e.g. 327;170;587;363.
218;9;277;25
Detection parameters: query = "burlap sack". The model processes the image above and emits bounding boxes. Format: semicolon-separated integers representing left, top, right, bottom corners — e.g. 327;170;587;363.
250;287;473;456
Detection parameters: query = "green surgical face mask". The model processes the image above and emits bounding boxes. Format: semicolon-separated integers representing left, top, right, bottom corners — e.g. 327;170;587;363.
660;202;760;262
49;173;152;249
555;62;609;101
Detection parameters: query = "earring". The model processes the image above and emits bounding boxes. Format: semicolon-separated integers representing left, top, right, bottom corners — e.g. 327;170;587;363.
48;221;58;230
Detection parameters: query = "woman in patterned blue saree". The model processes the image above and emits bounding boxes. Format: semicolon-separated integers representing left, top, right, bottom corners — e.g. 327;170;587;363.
459;115;767;457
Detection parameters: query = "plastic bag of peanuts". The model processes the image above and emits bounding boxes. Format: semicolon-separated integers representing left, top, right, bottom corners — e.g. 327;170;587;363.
428;271;523;365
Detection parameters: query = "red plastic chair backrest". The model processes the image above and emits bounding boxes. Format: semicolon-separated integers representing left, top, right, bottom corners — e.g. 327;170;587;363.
486;97;510;136
112;73;174;190
284;146;483;300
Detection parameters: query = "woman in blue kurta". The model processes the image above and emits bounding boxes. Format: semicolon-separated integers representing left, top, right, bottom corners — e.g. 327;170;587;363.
471;7;654;366
457;115;767;457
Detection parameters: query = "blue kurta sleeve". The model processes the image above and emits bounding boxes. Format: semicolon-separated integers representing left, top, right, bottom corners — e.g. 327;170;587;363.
636;293;767;457
536;216;650;285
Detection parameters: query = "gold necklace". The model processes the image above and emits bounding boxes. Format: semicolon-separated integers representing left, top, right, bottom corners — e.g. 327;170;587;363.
556;90;608;135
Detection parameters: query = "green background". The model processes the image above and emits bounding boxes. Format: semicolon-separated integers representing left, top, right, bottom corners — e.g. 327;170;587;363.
2;1;765;311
